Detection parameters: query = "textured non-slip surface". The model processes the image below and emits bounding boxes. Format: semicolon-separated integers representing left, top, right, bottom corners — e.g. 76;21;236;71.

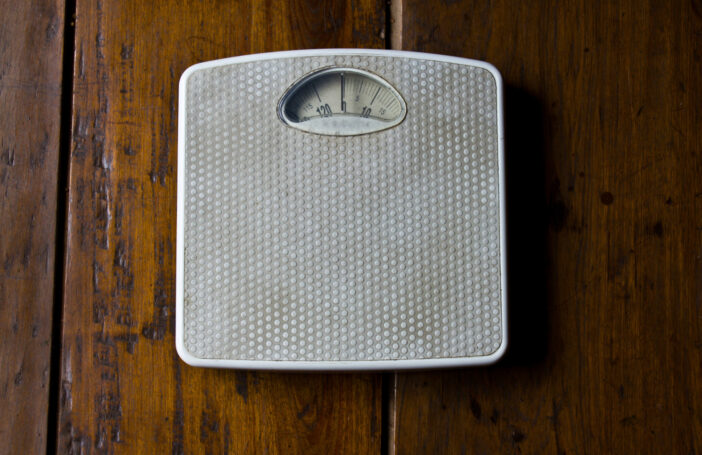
182;54;504;361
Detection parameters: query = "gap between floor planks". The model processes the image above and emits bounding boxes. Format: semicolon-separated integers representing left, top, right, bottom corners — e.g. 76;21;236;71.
44;1;405;454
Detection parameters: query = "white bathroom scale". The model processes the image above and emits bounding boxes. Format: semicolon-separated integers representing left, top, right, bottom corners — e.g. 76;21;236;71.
176;49;507;370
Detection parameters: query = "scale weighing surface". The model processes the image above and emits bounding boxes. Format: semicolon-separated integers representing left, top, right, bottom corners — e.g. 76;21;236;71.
176;49;507;370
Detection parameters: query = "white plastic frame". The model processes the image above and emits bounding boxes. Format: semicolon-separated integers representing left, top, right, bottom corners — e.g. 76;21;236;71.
176;49;507;370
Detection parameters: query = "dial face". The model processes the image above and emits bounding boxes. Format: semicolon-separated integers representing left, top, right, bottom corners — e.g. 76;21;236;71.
278;68;407;136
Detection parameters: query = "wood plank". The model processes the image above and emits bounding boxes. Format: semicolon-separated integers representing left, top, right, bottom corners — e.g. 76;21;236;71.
57;1;385;453
393;1;702;453
0;1;65;454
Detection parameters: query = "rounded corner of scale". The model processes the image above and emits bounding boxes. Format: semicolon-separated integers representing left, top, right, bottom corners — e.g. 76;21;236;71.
483;336;508;365
482;62;503;85
175;335;204;367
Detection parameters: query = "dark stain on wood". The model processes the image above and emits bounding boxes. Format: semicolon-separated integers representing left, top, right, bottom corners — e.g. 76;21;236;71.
652;221;663;238
470;397;482;420
1;146;15;166
172;350;184;455
199;410;219;443
619;415;638;427
14;366;23;386
141;242;172;341
548;181;568;232
122;144;136;156
113;333;138;354
112;240;133;295
297;403;311;420
234;371;249;403
600;191;614;205
510;428;525;444
113;203;123;237
120;44;133;60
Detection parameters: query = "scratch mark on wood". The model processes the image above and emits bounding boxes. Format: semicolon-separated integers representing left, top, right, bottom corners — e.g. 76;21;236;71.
141;239;172;341
92;260;103;294
120;44;133;60
1;146;15;166
14;365;23;386
122;143;137;156
92;177;111;249
45;14;60;42
30;132;50;169
112;240;133;296
113;333;138;354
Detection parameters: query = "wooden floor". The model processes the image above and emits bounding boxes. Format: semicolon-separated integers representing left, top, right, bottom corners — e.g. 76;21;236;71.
1;1;700;453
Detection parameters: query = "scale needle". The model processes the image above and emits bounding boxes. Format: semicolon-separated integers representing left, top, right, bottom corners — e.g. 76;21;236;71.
312;84;321;102
340;73;346;112
370;86;381;105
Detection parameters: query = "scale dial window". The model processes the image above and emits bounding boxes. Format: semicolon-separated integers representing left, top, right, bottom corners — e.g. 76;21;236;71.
278;67;407;136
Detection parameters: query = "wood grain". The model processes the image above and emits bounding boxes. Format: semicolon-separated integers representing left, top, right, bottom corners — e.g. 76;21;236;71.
0;1;65;454
393;0;702;453
57;1;385;453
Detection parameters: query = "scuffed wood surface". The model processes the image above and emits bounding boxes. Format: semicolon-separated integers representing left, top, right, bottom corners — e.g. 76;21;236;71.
7;1;699;453
57;1;385;453
393;0;702;453
0;1;65;454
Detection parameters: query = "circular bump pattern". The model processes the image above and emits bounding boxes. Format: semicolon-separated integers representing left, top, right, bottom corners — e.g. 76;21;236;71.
183;54;503;361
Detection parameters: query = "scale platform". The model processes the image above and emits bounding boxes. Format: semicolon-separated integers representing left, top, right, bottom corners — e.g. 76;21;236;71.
176;49;507;370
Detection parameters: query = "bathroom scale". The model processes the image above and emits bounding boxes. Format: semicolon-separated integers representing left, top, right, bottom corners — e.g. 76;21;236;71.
176;49;507;370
